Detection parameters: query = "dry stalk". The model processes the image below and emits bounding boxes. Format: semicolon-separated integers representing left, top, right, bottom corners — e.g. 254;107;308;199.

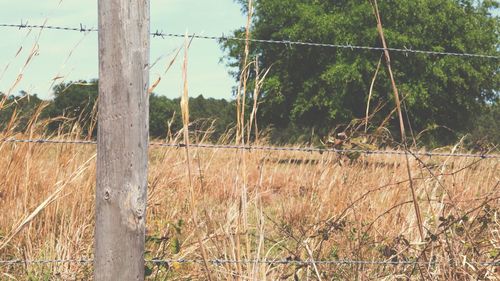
149;44;183;94
247;58;273;145
1;20;46;110
47;31;91;96
237;0;254;145
369;1;430;277
0;27;33;84
304;241;323;281
370;0;425;243
234;1;255;279
365;54;383;133
180;34;213;281
247;57;260;145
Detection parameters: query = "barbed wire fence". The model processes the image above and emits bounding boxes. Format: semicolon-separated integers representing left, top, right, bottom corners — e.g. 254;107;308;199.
1;258;499;266
0;137;499;159
0;16;499;272
1;22;499;59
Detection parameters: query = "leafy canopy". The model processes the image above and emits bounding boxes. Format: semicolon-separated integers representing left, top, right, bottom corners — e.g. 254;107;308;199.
223;0;499;144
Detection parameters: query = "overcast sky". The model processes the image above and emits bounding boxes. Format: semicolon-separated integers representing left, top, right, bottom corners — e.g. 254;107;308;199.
0;0;247;100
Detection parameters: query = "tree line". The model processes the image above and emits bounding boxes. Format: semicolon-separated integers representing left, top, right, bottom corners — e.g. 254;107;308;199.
0;81;236;142
0;78;498;148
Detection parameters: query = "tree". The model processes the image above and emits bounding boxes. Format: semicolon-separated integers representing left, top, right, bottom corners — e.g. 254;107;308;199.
0;91;43;132
41;82;236;140
188;95;236;140
44;80;99;136
223;0;499;145
149;93;178;138
149;94;237;140
468;98;500;147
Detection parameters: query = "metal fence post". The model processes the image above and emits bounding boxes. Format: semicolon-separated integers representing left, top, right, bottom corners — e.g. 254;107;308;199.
95;0;150;280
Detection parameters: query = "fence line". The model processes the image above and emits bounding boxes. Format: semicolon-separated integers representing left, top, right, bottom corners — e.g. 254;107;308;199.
1;16;499;277
1;258;499;267
0;138;498;159
0;23;498;59
151;32;500;60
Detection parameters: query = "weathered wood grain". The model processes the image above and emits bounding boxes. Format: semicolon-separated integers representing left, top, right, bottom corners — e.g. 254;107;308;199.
95;1;150;280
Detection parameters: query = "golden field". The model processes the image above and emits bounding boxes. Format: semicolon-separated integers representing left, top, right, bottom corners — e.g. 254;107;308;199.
0;129;498;280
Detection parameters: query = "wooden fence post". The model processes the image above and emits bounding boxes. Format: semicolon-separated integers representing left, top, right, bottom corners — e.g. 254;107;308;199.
95;0;150;280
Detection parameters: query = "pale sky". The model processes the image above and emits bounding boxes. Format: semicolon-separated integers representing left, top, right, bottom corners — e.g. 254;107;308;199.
0;0;247;100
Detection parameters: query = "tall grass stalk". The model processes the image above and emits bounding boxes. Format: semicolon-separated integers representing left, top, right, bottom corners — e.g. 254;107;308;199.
180;34;213;281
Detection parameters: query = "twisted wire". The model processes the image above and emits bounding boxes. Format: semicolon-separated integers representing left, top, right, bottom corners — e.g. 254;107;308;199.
1;138;498;159
1;258;498;266
0;23;498;59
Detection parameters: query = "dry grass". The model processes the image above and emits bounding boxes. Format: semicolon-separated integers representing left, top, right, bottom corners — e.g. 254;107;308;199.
0;123;499;280
0;4;498;278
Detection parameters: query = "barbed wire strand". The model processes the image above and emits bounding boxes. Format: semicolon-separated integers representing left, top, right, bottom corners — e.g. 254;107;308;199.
1;258;498;266
151;31;500;59
0;23;498;59
0;259;92;265
0;138;498;159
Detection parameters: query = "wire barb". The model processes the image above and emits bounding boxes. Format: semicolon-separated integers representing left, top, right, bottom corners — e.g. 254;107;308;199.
19;20;28;29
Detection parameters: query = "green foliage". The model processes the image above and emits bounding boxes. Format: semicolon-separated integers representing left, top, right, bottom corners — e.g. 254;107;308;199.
0;91;43;132
150;94;236;140
144;265;153;277
44;81;98;136
223;0;499;145
188;94;236;139
149;93;178;138
467;99;500;149
1;82;237;140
